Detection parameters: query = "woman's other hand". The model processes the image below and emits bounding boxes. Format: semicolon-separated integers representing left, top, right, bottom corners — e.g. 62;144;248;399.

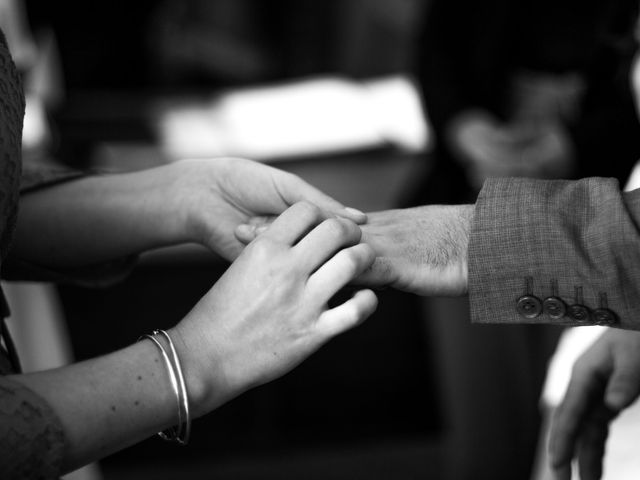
171;201;378;414
12;157;364;268
170;157;366;260
5;202;375;471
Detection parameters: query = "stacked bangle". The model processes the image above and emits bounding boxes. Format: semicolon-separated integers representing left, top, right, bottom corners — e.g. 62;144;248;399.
139;329;191;445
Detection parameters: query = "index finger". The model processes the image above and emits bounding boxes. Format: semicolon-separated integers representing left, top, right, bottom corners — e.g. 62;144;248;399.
262;201;327;245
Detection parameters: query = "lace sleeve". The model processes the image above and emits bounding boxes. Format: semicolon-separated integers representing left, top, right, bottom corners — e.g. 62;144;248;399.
0;377;67;480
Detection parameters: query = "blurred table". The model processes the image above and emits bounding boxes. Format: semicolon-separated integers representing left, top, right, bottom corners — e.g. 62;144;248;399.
53;87;430;263
93;142;426;207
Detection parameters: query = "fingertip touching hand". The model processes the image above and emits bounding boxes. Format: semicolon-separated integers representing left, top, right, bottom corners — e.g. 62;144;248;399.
236;204;474;297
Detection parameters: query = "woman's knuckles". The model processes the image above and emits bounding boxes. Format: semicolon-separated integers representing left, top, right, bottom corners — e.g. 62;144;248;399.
291;200;323;224
323;217;361;244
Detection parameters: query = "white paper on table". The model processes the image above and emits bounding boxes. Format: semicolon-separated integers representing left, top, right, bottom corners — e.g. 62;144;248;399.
155;75;431;162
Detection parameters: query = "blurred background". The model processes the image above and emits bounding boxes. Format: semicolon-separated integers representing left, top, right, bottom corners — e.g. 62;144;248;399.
5;0;640;479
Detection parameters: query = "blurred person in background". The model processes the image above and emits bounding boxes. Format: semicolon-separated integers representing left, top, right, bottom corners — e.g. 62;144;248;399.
413;0;640;205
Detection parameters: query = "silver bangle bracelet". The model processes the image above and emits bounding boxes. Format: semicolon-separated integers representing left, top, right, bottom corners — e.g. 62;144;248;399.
139;329;191;445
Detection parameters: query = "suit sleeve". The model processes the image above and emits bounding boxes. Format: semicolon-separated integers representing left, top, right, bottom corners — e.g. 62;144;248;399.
468;177;640;330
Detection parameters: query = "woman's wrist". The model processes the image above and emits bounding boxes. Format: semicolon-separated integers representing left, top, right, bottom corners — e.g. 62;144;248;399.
94;160;217;251
167;322;235;418
124;162;196;248
167;160;218;247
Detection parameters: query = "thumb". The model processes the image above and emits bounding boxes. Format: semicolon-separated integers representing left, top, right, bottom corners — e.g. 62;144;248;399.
235;216;273;244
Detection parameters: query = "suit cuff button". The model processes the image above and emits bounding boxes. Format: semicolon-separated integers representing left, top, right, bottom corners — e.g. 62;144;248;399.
593;308;617;326
568;304;590;323
516;295;542;318
543;297;566;319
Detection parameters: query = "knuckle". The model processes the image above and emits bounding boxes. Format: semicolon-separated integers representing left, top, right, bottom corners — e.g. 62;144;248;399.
360;244;376;265
337;248;360;274
324;217;344;234
296;201;322;220
344;298;372;327
249;236;279;258
324;217;354;239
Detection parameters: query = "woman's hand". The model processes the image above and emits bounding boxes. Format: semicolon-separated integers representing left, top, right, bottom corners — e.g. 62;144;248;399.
6;201;375;472
13;157;364;268
171;201;378;414
171;157;366;260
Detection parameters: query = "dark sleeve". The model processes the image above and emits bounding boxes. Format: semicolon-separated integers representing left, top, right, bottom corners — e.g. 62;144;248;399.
568;89;640;183
566;44;640;184
417;0;512;136
0;377;67;480
19;161;85;194
468;177;640;330
417;0;472;135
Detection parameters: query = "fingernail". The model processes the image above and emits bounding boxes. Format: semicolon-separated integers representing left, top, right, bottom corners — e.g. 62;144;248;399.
345;207;365;216
236;224;254;235
255;225;268;234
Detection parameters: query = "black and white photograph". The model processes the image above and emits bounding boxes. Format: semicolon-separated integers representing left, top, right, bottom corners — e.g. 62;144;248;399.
1;1;640;479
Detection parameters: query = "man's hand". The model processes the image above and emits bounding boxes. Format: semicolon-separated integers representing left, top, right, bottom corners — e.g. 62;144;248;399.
549;329;640;480
236;204;474;296
355;205;473;296
173;157;366;260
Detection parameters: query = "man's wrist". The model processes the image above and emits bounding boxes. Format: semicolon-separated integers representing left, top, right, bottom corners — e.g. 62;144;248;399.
457;203;474;293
